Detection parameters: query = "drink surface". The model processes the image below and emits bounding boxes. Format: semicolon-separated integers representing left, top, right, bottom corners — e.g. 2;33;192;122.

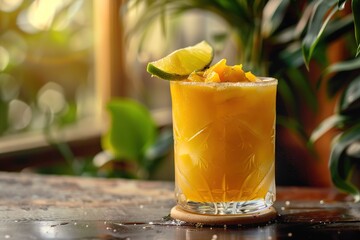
171;79;277;203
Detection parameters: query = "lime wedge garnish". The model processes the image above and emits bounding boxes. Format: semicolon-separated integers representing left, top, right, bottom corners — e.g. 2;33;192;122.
147;41;214;80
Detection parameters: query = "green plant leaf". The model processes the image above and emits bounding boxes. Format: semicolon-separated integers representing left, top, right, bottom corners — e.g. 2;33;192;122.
324;56;360;74
329;123;360;201
102;99;157;161
347;141;360;158
353;0;360;56
57;102;77;127
322;14;354;42
302;0;338;68
309;115;349;144
292;2;316;40
339;74;360;113
323;57;360;98
262;0;290;38
327;72;358;98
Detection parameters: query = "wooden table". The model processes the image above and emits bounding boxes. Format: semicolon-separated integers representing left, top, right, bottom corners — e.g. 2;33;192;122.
0;171;359;239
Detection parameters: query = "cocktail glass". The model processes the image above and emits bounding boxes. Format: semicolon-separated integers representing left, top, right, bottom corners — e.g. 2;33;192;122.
170;77;277;215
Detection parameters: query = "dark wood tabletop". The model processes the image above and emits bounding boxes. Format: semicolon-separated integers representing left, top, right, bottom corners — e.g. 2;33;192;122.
0;171;359;240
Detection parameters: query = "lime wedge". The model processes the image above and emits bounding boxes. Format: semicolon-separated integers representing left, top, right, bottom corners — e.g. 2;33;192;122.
147;41;214;80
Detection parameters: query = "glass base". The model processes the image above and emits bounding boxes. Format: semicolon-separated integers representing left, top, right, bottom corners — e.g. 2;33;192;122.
177;192;276;215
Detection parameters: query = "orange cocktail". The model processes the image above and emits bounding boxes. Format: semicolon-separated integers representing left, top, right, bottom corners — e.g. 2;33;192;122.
171;78;277;214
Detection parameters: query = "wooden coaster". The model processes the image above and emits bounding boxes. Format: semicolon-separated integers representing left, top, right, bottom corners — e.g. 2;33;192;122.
170;205;277;225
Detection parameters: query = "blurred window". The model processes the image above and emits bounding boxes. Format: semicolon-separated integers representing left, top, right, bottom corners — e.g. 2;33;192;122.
0;0;97;153
0;0;231;156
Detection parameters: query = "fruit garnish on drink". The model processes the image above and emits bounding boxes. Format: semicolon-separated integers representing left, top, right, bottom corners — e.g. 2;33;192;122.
188;59;256;82
149;40;277;213
146;41;256;82
146;41;213;80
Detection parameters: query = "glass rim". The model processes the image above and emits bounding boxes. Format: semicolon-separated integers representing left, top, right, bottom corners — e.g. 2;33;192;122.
170;77;278;87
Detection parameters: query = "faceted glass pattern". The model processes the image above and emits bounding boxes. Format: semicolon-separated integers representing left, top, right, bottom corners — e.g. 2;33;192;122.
170;78;277;215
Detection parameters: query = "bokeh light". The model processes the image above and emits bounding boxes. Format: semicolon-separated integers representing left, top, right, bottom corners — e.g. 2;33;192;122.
0;73;20;101
0;31;27;66
0;46;10;71
70;28;93;51
53;0;83;31
1;0;95;137
0;0;23;13
16;0;74;33
8;99;32;131
37;82;67;114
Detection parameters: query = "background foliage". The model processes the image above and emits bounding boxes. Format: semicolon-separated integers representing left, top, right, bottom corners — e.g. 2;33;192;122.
304;0;360;201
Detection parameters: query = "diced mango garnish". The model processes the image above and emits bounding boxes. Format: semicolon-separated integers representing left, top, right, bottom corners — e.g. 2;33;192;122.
204;59;227;77
188;59;257;83
188;72;205;82
205;72;221;83
245;71;256;82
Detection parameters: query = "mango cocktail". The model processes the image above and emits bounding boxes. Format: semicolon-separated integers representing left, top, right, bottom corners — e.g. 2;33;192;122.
146;41;277;215
170;59;277;214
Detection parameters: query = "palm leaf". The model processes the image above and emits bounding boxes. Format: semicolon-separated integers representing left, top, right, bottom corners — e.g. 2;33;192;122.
323;57;360;98
324;55;360;74
262;0;291;38
339;74;360;114
309;115;349;144
352;0;360;55
302;0;338;68
321;14;354;43
329;123;360;201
